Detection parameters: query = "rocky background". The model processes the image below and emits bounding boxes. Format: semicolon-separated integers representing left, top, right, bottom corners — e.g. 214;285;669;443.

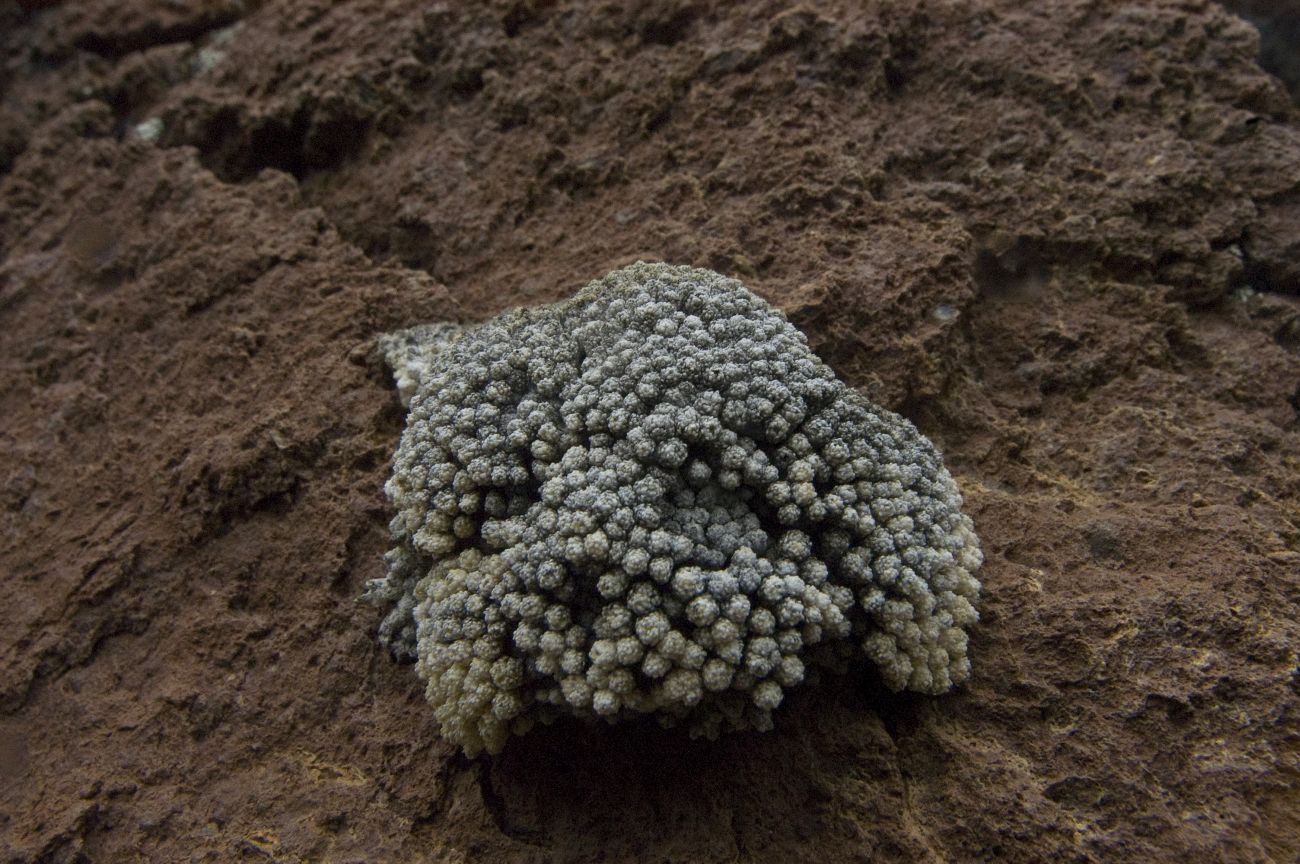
1;1;1298;861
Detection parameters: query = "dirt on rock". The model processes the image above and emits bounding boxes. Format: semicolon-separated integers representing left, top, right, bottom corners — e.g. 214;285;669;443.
2;1;1299;862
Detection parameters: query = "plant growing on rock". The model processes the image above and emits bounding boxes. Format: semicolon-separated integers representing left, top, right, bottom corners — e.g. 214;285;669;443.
365;262;982;756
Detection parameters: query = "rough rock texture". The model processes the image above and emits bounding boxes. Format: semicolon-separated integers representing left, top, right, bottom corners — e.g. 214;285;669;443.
1;1;1297;862
1222;1;1300;102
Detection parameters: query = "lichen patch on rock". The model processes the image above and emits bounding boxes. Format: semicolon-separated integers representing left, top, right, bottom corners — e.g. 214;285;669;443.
369;263;981;754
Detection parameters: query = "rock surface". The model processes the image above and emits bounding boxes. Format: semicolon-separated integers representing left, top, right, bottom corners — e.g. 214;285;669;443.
1;1;1298;861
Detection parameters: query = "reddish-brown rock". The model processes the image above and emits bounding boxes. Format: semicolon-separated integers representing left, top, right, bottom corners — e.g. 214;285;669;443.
1;1;1297;861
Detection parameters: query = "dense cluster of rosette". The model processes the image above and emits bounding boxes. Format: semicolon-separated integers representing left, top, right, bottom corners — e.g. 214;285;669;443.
366;262;981;756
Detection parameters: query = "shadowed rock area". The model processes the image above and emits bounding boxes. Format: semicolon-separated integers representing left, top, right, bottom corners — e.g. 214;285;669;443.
1;1;1298;861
